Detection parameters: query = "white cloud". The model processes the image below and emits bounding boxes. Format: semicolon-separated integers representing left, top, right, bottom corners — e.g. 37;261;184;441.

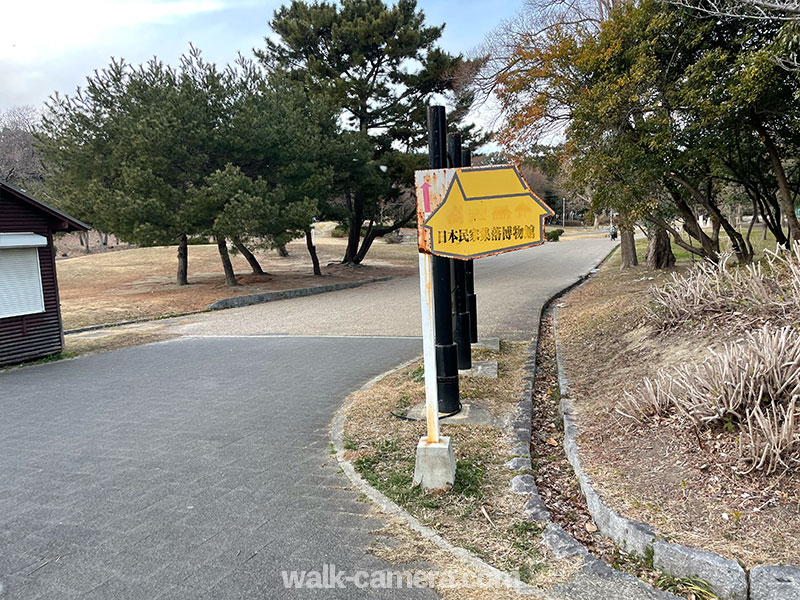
2;0;225;64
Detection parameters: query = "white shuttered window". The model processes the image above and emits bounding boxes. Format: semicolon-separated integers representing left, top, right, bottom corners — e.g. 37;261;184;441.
0;247;46;319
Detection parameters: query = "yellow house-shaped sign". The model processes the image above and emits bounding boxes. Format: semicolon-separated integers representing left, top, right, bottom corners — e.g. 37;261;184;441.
415;165;554;260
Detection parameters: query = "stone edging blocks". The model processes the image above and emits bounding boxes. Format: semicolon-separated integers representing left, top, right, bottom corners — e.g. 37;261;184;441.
503;245;685;599
324;243;798;600
330;244;723;600
207;276;392;310
550;294;800;600
330;357;544;597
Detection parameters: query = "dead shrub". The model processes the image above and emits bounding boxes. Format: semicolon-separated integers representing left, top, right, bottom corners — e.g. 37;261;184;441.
647;243;800;331
622;326;800;474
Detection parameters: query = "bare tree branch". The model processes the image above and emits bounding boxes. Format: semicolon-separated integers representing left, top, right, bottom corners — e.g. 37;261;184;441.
0;106;44;188
667;0;800;19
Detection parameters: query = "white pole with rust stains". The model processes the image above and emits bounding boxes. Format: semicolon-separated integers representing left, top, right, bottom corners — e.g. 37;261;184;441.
418;251;440;444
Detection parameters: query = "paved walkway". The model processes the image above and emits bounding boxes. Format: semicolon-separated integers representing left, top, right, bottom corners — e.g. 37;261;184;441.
0;337;434;599
0;238;615;599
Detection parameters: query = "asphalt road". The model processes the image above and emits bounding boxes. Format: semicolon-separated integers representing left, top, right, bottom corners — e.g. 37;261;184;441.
0;238;615;599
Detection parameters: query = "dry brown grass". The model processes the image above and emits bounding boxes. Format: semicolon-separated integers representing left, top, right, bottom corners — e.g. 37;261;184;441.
624;327;800;475
367;514;582;599
0;326;178;372
557;260;800;568
56;232;417;330
343;342;583;591
64;332;177;361
648;244;800;332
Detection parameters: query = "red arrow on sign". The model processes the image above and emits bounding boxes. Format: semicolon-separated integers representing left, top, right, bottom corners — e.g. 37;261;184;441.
421;181;431;212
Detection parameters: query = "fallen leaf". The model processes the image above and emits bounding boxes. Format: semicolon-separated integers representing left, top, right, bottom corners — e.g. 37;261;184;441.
585;521;598;533
545;438;559;447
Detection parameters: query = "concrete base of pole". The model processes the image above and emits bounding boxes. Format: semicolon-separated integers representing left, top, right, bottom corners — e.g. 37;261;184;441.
458;360;498;379
413;436;456;490
472;337;500;352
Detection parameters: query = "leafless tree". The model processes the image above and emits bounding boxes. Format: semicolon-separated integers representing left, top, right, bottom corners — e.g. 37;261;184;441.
0;105;44;188
472;0;621;148
475;0;615;94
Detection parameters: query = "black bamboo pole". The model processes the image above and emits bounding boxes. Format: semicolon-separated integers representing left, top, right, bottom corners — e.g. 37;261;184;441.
427;106;459;412
447;133;471;370
461;148;478;343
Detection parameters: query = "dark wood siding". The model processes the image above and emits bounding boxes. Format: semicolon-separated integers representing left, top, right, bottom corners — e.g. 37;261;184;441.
0;191;65;366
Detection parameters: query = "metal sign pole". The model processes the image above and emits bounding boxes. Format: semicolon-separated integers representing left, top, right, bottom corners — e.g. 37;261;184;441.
411;106;457;490
412;119;553;490
418;252;440;444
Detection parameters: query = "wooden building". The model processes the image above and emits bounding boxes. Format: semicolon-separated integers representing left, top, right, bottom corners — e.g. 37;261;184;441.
0;183;89;366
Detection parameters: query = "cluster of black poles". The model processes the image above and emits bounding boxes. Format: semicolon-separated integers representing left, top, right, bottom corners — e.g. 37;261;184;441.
427;105;477;414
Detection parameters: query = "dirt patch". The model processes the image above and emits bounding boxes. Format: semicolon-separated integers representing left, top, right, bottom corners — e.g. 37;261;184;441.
56;234;417;331
557;259;800;568
0;326;178;373
532;308;723;598
64;329;177;358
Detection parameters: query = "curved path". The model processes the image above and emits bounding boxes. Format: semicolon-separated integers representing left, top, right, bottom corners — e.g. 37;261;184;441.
0;238;613;599
167;238;613;339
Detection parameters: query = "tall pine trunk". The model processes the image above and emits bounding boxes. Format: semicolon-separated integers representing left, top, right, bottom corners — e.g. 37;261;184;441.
353;230;378;264
232;237;267;276
177;233;188;285
343;191;364;264
620;226;638;268
216;236;238;286
646;226;675;270
305;229;322;276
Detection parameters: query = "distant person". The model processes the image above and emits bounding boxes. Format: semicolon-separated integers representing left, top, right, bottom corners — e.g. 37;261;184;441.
610;226;617;241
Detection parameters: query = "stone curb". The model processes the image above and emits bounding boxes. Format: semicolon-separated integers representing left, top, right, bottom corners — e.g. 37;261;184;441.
749;566;800;600
207;276;392;310
551;295;800;600
502;244;681;599
330;243;679;599
330;357;544;597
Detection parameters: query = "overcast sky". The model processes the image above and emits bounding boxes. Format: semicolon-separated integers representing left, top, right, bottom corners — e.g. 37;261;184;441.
1;0;521;114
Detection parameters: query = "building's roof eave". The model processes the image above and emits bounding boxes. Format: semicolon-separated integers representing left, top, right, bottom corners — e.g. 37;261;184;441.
0;182;90;232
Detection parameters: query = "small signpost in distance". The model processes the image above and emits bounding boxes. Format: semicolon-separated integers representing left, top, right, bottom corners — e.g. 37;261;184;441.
412;163;554;490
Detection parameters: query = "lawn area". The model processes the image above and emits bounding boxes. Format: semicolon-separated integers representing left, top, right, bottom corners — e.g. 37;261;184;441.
56;231;418;331
630;224;785;266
